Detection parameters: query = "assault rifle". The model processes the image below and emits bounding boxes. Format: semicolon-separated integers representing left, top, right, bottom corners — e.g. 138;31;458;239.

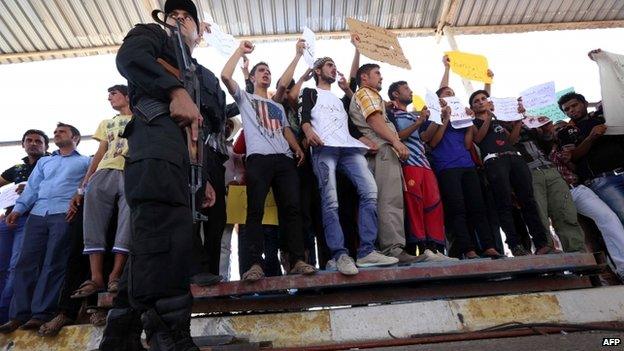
152;10;208;222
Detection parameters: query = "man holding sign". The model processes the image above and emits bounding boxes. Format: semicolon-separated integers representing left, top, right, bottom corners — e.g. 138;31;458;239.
469;90;554;256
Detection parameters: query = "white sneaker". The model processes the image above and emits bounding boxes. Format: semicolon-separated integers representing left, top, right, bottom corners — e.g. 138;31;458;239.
336;254;359;275
423;249;452;262
356;251;399;268
434;250;459;261
325;258;337;271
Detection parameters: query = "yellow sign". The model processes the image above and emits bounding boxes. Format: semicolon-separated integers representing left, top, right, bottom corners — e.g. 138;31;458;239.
445;51;492;84
412;94;425;111
226;185;278;225
346;18;411;70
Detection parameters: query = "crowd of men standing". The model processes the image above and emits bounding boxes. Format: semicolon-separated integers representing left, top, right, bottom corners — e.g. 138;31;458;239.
0;0;623;350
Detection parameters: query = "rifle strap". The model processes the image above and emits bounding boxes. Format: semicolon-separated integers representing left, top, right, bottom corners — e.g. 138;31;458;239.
157;58;181;80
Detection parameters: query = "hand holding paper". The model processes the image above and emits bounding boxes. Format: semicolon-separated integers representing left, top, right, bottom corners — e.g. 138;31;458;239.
490;97;524;121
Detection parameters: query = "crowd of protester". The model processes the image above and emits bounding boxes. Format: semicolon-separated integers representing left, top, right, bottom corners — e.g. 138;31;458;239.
0;22;623;342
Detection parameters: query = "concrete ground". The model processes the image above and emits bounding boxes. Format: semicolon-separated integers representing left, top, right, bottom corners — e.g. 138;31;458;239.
368;331;624;351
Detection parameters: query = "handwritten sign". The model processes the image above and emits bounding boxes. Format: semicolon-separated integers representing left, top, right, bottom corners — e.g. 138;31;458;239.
520;81;556;110
226;185;278;225
527;104;568;123
302;27;316;69
523;116;551;129
444;51;491;84
424;90;442;125
0;183;24;209
443;96;473;129
204;22;238;57
412;94;425;112
593;50;624;135
490;97;523;122
346;18;411;69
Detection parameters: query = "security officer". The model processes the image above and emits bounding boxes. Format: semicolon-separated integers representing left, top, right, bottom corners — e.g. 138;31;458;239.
98;0;224;350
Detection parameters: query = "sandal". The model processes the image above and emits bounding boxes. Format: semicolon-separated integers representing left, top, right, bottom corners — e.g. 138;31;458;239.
38;313;73;337
89;309;107;327
289;260;317;275
70;280;104;299
242;264;265;282
107;278;120;293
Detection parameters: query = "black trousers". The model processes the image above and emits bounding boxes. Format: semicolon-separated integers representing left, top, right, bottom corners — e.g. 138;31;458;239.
437;167;495;254
238;224;282;276
123;115;193;309
243;154;305;268
192;148;226;276
484;155;548;249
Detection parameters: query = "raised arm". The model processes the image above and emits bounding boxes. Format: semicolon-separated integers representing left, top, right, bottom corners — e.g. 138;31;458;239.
439;55;451;89
273;39;305;103
350;34;361;81
484;69;493;94
287;69;313;109
221;41;254;95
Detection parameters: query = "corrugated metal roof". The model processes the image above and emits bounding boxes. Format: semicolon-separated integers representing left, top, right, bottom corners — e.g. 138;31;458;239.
1;0;623;64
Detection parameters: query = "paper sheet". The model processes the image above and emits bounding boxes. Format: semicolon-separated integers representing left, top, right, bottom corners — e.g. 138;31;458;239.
0;183;22;209
424;90;442;125
302;27;316;69
490;97;523;121
443;96;473;129
444;51;492;83
520;81;556;110
593;50;624;135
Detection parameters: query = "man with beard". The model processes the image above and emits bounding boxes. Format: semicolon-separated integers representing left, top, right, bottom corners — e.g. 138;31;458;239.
0;129;49;324
0;123;89;333
300;57;398;275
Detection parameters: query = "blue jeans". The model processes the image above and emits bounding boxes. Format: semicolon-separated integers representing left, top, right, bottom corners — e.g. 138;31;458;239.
0;215;27;323
588;172;624;226
312;146;378;260
9;214;70;322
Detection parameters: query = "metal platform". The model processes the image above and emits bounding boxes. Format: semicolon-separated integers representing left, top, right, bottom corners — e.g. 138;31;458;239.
98;253;610;314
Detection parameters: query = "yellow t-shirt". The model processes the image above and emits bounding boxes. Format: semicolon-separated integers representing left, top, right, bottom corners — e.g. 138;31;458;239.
93;115;132;171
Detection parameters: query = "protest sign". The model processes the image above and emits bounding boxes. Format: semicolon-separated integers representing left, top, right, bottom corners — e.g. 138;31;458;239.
443;96;473;129
346;18;411;69
302;27;316;68
203;22;238;57
0;183;21;209
490;97;523;121
592;50;624;135
412;94;425;111
424;90;442;125
523;116;551;129
226;185;278;225
520;81;556;110
444;51;492;83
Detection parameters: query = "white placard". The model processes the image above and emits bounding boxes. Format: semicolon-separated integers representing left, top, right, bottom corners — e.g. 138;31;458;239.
491;97;523;121
520;81;556;110
204;22;238;57
522;116;551;129
443;96;473;129
0;183;23;209
424;90;442;125
593;50;624;135
302;27;316;69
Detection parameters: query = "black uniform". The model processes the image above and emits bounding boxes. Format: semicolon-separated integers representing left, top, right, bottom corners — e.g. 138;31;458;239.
100;21;225;351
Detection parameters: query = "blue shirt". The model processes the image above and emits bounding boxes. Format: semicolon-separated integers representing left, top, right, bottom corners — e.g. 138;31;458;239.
392;109;430;169
421;120;474;172
13;150;90;216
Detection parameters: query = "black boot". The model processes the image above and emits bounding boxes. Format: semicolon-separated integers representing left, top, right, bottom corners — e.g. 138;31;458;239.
141;294;198;351
99;308;146;351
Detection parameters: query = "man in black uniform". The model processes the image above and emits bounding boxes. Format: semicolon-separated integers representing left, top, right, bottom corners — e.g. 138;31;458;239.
98;0;223;350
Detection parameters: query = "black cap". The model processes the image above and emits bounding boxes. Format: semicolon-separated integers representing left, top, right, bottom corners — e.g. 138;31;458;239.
164;0;199;32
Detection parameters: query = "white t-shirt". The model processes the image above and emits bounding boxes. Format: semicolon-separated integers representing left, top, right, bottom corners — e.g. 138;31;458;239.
310;88;367;149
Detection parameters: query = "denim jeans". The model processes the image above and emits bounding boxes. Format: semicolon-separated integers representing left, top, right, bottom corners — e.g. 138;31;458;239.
312;146;378;260
587;172;624;225
0;215;27;323
10;214;70;322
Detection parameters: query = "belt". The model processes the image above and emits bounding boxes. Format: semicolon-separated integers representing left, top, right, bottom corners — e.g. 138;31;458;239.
483;151;521;163
586;167;624;185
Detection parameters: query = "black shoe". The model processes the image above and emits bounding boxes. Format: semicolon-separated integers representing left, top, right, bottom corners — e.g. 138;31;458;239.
99;308;145;351
142;294;198;351
190;272;222;286
511;245;532;257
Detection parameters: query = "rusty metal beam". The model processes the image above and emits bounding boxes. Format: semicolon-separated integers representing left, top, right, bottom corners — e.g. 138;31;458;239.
191;275;593;314
191;253;599;298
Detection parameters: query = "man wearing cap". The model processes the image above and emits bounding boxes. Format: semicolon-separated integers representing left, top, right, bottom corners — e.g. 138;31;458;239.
300;57;398;275
98;0;226;350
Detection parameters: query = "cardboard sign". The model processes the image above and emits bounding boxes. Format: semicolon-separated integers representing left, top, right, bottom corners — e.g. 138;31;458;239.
226;185;278;225
346;18;411;69
490;97;523;122
445;51;492;84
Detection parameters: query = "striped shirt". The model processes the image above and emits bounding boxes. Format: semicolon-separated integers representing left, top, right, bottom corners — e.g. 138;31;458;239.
392;108;430;169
